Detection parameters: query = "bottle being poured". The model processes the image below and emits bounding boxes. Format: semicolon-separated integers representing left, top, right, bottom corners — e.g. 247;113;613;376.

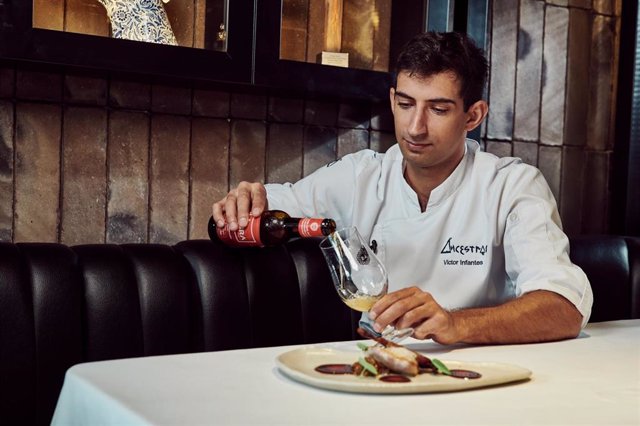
209;210;336;248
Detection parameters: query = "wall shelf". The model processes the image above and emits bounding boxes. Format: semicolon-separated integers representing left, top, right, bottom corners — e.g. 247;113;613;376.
0;0;488;102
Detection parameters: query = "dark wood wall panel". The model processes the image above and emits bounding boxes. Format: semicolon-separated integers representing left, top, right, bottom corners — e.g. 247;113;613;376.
267;123;303;184
0;67;395;244
190;118;229;239
337;128;368;158
106;111;150;244
230;120;266;188
0;0;623;244
0;101;13;241
149;115;191;244
61;107;107;245
14;103;62;242
302;126;336;178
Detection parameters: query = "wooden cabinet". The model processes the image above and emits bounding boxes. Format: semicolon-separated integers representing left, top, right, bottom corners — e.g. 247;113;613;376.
254;0;394;101
0;0;488;100
0;0;253;84
254;0;488;102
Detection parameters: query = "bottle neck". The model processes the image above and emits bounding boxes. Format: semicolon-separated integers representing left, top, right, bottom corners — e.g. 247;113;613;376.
284;217;333;237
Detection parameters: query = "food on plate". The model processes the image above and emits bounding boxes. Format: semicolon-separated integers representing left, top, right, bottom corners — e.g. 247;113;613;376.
352;326;438;377
314;327;481;383
365;345;420;376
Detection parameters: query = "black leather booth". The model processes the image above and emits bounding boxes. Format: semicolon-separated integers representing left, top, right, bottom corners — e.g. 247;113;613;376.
1;235;638;426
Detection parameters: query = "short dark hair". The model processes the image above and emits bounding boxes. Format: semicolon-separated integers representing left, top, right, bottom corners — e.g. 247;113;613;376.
393;31;488;110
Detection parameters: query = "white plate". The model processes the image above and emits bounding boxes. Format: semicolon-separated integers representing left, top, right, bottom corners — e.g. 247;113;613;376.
276;346;532;394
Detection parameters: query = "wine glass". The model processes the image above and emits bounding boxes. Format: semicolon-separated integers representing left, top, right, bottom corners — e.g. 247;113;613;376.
319;226;414;342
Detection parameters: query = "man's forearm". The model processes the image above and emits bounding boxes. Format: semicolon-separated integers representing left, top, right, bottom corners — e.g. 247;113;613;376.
451;290;583;344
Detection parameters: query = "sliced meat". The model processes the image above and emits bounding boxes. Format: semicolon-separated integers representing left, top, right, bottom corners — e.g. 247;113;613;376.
366;346;419;376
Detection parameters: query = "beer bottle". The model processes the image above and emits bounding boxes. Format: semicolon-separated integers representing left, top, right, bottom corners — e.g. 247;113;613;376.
208;210;336;247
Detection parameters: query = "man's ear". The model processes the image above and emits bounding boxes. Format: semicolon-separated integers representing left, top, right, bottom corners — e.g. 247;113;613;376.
389;87;396;115
465;100;488;131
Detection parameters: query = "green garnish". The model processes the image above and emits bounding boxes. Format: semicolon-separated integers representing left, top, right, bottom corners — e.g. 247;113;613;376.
358;357;379;376
432;358;451;375
356;342;369;351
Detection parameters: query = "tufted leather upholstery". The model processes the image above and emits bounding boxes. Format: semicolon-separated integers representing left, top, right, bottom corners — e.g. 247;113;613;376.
0;238;357;426
0;235;638;425
569;235;640;322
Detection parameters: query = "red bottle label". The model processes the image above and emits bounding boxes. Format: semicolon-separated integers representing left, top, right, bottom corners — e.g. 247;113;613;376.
298;218;325;237
216;216;263;247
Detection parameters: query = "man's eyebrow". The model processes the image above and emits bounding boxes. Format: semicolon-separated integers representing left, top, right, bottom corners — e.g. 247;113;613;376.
394;91;415;101
394;91;457;104
426;97;457;104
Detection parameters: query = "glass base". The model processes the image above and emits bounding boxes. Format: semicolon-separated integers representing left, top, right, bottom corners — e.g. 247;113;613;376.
358;318;414;343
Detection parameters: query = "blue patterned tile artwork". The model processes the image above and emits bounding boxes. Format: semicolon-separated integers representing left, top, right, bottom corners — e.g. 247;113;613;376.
96;0;177;45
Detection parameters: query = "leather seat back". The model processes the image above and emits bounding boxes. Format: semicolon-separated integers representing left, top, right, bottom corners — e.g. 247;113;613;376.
0;238;355;426
569;235;640;322
1;235;639;426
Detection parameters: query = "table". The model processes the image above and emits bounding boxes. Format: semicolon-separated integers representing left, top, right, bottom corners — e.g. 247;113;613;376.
52;320;640;425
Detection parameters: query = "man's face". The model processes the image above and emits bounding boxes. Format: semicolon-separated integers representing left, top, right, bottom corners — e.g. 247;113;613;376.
390;71;477;176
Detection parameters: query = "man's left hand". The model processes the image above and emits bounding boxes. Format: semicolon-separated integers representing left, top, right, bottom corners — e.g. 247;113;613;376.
368;287;462;345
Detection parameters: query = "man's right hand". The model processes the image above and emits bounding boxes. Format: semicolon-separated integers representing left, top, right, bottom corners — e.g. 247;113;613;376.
212;181;268;231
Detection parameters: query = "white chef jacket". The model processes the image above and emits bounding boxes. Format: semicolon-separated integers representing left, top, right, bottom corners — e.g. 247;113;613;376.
266;139;593;326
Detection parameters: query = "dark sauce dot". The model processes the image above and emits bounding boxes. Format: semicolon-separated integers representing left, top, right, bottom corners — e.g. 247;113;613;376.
379;375;411;383
449;369;482;379
315;364;354;374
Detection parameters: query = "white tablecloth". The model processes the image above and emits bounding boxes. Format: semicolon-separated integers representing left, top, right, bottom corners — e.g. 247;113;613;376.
52;320;640;425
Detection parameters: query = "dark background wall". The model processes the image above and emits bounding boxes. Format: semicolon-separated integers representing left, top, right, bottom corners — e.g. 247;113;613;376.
0;0;623;244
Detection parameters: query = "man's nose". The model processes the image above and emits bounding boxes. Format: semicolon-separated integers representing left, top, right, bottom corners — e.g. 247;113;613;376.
408;111;427;137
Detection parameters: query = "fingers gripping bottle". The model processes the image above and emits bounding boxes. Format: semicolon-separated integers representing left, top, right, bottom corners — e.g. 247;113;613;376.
208;210;336;247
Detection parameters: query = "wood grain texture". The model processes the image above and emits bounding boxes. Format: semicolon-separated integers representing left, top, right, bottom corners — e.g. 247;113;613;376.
307;0;326;62
149;114;191;243
540;5;569;146
267;123;303;184
65;0;110;37
303;125;336;177
230;120;266;187
106;111;150;244
372;0;391;71
193;0;207;49
514;0;543;142
190;118;229;239
282;0;310;61
324;0;344;51
337;128;367;158
0;101;13;241
14;103;62;242
33;0;64;30
564;6;591;147
487;0;518;140
342;0;375;69
165;0;195;47
60;107;107;245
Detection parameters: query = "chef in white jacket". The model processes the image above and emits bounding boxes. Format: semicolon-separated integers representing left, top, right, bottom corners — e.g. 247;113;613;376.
212;31;592;345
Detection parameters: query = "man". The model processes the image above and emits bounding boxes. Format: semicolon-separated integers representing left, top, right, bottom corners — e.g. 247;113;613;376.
212;32;592;345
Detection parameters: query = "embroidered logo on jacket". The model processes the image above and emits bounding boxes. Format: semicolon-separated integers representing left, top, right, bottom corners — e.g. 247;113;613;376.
440;237;488;266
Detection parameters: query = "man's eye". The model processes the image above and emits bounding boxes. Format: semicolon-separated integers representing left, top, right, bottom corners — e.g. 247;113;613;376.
432;107;448;114
398;102;413;109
